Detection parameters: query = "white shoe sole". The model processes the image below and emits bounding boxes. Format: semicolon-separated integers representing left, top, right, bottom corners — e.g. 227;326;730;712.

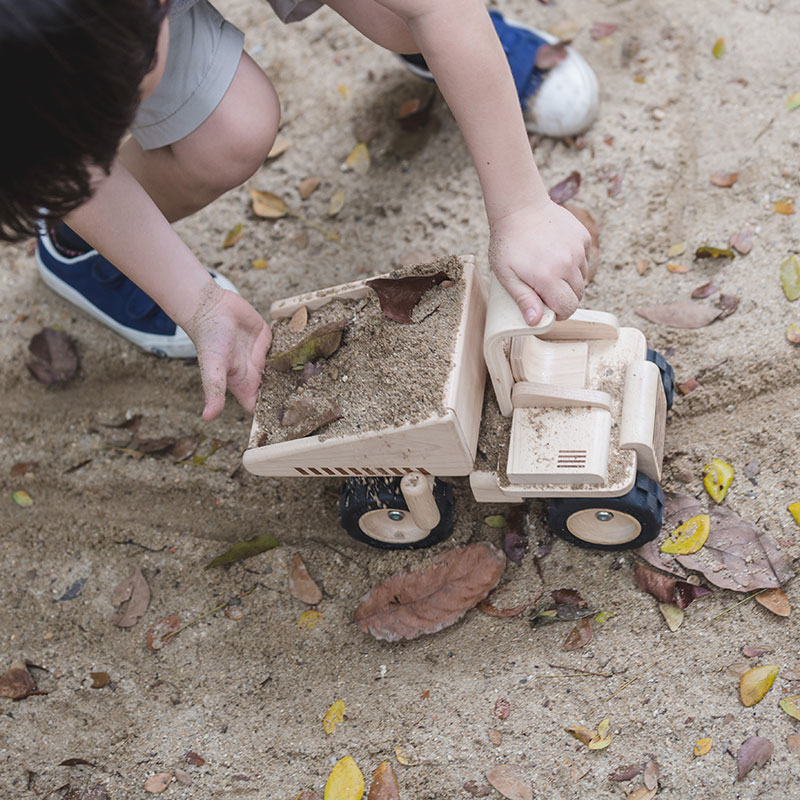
36;231;238;359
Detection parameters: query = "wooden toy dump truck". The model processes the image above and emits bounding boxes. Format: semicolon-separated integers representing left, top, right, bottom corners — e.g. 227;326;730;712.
243;255;673;551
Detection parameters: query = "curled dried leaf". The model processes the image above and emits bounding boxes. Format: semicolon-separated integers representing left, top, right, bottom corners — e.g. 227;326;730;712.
548;171;581;205
367;761;400;800
366;271;450;324
289;554;323;605
250;189;289;219
704;458;734;503
695;245;735;259
691;283;718;299
0;659;37;699
562;617;592;651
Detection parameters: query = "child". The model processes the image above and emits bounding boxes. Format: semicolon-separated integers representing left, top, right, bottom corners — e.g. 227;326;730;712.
1;0;596;420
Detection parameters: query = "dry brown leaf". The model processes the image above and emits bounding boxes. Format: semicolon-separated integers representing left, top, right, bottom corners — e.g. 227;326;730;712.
0;659;37;699
494;697;511;719
475;596;529;618
329;190;346;216
366;271;450;324
549;171;581;204
90;672;109;689
489;730;503;745
755;587;790;616
111;566;151;628
563;205;599;282
562;617;592;651
462;781;492;797
485;765;532;800
716;293;740;319
267;138;290;159
266;319;346;372
634;562;677;603
643;759;659;790
250;189;289;219
737;736;773;780
535;43;568;70
299;177;321;200
590;21;618;39
710;172;738;187
628;787;657;800
26;328;79;386
691;282;719;299
609;763;644;782
354;542;506;641
367;761;400;800
729;230;753;254
741;646;772;658
678;378;701;395
636;259;650;275
279;397;342;439
144;774;172;794
287;306;308;332
565;725;595;746
788;734;800;757
288;554;323;605
635;301;721;329
184;751;205;767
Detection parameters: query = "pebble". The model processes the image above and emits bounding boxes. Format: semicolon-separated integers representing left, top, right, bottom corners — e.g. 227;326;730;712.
652;108;666;121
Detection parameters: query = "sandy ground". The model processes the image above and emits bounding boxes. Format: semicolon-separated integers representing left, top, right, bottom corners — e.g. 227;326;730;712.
2;0;799;797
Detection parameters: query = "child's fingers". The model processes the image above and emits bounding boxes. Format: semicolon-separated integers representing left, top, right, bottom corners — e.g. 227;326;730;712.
500;270;545;325
541;280;580;321
200;357;228;421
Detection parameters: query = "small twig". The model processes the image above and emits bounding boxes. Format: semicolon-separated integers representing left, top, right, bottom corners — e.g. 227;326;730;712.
588;662;656;716
529;673;596;679
548;663;613;678
753;116;774;143
163;586;257;643
113;538;167;553
710;588;767;620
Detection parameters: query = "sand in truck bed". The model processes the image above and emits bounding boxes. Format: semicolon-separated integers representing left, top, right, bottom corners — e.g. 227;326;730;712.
251;257;466;448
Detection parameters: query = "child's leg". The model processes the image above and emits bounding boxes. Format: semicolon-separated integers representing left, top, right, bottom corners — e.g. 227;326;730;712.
120;52;279;223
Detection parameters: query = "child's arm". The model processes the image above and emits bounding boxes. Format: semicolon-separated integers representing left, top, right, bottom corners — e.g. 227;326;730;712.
65;160;271;420
336;0;590;323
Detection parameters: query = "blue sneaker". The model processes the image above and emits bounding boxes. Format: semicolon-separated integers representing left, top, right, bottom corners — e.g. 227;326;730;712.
35;222;238;358
400;10;599;138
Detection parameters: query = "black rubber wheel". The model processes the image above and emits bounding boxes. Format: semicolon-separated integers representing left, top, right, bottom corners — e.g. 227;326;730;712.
647;348;675;410
338;476;455;549
546;472;664;551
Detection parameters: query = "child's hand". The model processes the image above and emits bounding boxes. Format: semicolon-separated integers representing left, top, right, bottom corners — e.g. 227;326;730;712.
489;200;591;324
181;281;272;421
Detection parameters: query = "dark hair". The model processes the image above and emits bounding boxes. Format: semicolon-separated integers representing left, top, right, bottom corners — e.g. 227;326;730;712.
0;0;168;241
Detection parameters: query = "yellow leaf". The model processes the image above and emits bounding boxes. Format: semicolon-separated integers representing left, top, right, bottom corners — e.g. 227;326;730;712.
222;222;243;248
780;255;800;301
704;458;733;503
659;602;684;632
780;695;800;721
252;258;269;270
329;190;346;217
12;490;33;507
633;76;646;84
661;514;711;554
565;725;594;746
667;263;688;274
297;610;321;630
789;502;800;526
267;138;290;159
337;84;351;100
299;177;321;200
787;92;800;112
323;699;346;734
712;37;725;58
786;324;800;344
694;737;712;756
667;242;686;257
250;189;289;219
740;664;779;707
344;143;370;176
324;756;364;800
774;197;795;215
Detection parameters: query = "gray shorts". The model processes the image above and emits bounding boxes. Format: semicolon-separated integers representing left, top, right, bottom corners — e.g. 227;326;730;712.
131;0;320;150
